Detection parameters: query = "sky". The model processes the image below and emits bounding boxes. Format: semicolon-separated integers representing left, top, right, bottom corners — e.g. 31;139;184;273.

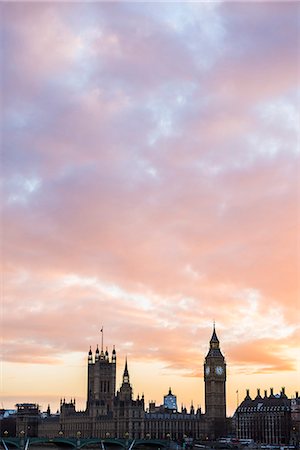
1;1;299;417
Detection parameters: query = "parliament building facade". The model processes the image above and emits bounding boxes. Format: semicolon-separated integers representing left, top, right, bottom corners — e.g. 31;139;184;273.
36;327;227;440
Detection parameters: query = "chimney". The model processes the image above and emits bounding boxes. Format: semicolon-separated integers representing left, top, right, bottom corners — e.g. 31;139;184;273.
257;388;261;397
264;390;267;398
281;387;286;397
296;391;299;399
270;388;274;396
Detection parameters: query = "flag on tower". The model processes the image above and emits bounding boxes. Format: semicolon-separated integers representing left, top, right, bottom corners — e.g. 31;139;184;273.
100;327;104;351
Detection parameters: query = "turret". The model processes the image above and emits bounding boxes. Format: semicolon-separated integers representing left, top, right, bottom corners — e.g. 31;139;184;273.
206;323;224;357
245;389;251;400
88;346;93;364
95;345;100;362
164;386;177;411
256;388;262;399
118;357;132;401
123;357;130;384
190;402;195;415
280;387;287;398
112;345;116;363
210;324;220;349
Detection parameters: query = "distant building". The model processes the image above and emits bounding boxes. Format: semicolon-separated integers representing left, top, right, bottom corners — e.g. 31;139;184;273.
145;407;204;440
164;388;177;411
0;409;16;437
290;393;300;448
235;388;295;444
15;404;40;437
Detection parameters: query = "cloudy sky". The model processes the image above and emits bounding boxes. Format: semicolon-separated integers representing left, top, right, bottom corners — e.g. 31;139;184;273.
1;1;299;415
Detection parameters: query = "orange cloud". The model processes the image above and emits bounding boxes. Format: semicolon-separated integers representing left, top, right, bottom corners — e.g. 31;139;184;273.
2;1;299;413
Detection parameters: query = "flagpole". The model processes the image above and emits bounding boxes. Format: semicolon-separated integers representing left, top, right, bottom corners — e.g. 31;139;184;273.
101;327;103;352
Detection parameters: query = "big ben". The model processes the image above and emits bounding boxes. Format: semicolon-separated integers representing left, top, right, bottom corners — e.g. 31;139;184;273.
204;325;226;437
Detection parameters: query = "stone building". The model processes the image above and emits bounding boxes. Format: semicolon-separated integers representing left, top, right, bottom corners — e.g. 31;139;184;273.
38;414;60;438
15;404;40;438
290;393;300;448
144;407;205;440
59;348;208;439
0;409;16;437
33;326;226;440
235;388;293;444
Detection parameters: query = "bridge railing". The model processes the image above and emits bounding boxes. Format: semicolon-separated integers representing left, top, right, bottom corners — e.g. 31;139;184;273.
1;436;170;450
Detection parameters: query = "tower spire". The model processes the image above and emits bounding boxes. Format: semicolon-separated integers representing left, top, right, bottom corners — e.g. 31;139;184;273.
119;356;132;401
210;322;219;348
88;346;93;364
112;345;116;363
123;356;130;384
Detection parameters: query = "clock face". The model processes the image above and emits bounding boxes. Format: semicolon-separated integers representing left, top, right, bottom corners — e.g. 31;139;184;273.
215;366;223;375
205;366;210;375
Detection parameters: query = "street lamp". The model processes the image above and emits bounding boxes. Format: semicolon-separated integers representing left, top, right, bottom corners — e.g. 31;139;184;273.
58;430;63;438
76;431;81;449
3;431;8;438
106;432;110;439
146;433;150;439
166;433;171;447
125;432;129;449
20;430;25;450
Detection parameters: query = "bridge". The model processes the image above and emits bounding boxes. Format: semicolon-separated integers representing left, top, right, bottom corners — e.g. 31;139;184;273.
1;437;171;450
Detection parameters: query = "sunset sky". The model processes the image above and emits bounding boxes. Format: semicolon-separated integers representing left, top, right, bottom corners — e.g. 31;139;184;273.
1;1;299;416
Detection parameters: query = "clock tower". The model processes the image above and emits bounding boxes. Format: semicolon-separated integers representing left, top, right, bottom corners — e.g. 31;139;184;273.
204;325;226;438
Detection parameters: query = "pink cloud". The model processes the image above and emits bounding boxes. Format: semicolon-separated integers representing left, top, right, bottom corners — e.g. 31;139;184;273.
2;1;299;411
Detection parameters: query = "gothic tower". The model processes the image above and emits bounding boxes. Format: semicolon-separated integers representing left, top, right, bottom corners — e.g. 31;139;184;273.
118;357;133;401
86;331;116;417
204;324;226;438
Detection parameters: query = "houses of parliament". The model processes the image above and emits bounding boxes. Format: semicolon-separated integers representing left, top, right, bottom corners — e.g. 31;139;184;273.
20;327;228;440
